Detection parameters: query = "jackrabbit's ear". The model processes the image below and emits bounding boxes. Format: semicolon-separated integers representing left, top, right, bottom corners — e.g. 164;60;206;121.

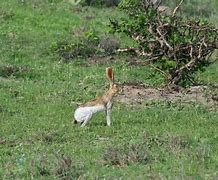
106;67;114;85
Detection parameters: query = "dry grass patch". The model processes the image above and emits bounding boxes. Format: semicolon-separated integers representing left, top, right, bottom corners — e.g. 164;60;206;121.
102;133;194;167
32;153;83;179
102;143;149;166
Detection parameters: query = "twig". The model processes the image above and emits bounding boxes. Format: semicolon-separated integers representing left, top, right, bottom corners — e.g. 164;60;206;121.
189;45;193;59
148;24;164;47
132;34;147;43
176;57;197;73
154;0;162;11
148;63;167;76
156;28;173;50
198;37;205;59
117;48;152;56
172;0;183;18
156;0;162;7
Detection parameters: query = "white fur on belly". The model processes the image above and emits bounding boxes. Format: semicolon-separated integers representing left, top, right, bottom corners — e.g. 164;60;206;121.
74;105;105;123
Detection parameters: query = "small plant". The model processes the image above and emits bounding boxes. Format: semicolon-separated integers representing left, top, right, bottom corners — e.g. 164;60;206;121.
0;65;21;77
104;0;120;7
99;36;120;54
0;8;14;20
0;65;34;79
110;0;218;87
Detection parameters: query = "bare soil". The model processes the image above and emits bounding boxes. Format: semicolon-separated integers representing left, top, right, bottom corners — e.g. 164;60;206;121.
116;81;218;107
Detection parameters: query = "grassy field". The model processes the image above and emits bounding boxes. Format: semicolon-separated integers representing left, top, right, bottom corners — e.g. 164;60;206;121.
0;0;218;179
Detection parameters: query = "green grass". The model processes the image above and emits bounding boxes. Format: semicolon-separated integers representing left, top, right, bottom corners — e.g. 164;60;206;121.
0;0;218;179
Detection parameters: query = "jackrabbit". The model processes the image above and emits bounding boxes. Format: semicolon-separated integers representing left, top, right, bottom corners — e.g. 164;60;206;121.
74;67;119;127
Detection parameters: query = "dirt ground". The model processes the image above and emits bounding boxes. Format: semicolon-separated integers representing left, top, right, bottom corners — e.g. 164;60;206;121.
116;81;218;107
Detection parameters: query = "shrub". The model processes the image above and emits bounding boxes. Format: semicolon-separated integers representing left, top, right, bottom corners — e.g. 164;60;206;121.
104;0;120;7
51;32;100;62
110;0;218;87
81;0;120;7
51;32;121;61
99;36;120;54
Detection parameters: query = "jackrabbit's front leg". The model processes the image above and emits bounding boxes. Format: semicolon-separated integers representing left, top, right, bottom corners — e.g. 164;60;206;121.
106;108;111;126
106;101;112;126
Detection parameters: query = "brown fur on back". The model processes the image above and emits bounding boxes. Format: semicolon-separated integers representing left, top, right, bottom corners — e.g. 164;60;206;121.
79;87;118;108
79;97;106;107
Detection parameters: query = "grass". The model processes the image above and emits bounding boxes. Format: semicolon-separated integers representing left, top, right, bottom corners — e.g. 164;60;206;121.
0;0;218;179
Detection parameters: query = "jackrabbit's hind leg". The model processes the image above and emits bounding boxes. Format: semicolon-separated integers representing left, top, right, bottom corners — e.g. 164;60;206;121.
81;113;92;127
